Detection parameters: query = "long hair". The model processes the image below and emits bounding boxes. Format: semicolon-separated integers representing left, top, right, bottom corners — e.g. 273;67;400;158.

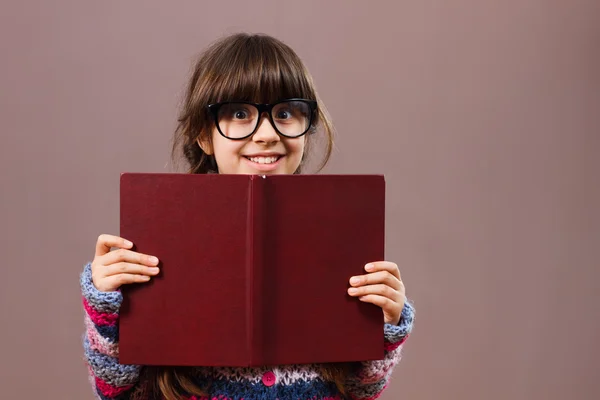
158;33;345;400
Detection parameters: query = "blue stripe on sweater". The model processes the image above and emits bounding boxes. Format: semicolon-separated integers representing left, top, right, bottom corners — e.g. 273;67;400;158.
194;376;340;400
80;262;123;314
96;324;119;343
383;299;415;343
83;337;141;387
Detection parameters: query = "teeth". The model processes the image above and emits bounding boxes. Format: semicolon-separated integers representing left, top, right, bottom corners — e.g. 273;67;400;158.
248;156;279;164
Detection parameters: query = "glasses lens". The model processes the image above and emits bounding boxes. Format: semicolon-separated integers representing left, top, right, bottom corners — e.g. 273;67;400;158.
217;103;259;139
272;101;311;137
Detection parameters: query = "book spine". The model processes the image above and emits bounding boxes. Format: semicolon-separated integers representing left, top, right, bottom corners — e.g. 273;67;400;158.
246;175;266;366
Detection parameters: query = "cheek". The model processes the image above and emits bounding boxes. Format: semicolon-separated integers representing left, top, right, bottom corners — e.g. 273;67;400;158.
291;137;306;157
211;131;239;159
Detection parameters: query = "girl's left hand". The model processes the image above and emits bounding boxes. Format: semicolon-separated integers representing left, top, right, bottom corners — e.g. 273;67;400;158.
347;261;405;325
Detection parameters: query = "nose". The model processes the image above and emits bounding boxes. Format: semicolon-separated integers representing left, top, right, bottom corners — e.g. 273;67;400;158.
252;113;280;144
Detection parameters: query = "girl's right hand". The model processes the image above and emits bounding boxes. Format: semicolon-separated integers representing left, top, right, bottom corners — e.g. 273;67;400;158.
91;234;160;292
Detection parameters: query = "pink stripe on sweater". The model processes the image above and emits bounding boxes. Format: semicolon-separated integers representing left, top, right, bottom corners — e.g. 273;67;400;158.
94;374;133;398
355;341;406;384
83;297;118;326
384;334;408;352
85;315;119;356
356;365;392;385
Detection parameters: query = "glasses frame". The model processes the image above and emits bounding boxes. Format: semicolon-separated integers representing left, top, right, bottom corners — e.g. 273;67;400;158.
206;98;318;140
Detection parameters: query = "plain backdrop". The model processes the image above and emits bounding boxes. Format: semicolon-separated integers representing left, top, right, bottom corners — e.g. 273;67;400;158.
1;1;599;399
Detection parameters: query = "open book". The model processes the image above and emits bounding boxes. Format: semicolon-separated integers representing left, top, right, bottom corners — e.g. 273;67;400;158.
118;173;386;366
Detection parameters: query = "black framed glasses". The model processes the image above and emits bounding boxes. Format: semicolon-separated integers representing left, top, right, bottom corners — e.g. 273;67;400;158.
207;98;317;140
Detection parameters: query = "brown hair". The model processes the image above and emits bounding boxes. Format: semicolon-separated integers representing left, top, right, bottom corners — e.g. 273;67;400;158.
170;32;335;174
153;33;349;400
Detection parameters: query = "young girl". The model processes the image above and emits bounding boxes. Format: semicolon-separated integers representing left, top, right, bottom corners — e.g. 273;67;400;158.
81;32;415;400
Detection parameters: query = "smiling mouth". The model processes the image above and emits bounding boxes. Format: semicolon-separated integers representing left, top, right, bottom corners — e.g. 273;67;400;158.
243;155;283;164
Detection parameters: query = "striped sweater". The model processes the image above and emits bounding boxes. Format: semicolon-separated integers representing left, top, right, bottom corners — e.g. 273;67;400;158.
80;262;415;400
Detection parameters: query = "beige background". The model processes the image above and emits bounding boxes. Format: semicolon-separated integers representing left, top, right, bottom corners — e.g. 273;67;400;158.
1;1;599;399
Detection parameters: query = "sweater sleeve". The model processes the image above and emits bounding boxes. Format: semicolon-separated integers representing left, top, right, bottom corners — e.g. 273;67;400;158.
80;262;142;399
344;299;415;400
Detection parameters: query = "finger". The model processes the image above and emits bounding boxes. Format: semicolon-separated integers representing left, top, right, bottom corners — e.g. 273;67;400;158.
102;248;159;267
348;284;401;302
95;234;133;257
102;273;152;290
364;261;401;281
104;262;160;278
357;294;401;311
349;270;401;290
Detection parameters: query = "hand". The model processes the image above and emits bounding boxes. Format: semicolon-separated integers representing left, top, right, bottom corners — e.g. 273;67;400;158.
91;234;160;292
347;261;405;325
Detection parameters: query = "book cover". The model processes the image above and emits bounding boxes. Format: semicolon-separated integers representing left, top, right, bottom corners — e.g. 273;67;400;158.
118;173;385;366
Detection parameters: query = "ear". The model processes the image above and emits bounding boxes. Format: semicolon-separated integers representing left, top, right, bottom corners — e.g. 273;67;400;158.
196;136;213;155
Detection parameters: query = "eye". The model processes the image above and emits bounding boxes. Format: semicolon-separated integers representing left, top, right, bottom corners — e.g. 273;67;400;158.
219;104;255;122
233;109;250;119
273;101;310;122
275;109;292;119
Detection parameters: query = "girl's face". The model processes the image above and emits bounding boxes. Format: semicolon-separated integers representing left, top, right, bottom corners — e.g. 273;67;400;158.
206;114;306;175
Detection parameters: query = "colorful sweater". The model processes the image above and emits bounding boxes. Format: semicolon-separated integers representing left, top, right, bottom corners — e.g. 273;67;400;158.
80;262;415;400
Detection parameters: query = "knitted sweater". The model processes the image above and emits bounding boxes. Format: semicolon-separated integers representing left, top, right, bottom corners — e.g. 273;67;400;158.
80;263;415;400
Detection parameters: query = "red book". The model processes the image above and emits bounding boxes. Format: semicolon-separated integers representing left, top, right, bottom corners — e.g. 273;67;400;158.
118;173;385;367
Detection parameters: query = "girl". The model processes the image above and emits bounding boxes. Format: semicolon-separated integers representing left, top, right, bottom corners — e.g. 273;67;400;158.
81;32;415;400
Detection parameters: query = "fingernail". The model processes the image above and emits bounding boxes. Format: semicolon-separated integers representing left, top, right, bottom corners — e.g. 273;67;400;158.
350;277;360;285
348;288;358;295
149;256;159;265
124;240;133;247
149;267;160;274
365;263;374;271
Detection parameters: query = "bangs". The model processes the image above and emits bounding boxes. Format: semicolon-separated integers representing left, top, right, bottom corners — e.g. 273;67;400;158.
207;35;315;105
